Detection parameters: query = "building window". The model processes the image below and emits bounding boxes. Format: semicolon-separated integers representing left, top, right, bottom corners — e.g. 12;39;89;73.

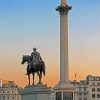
92;94;95;98
12;96;14;99
97;94;100;98
92;82;95;85
3;97;5;100
84;98;87;100
79;98;82;100
79;92;82;96
84;93;87;96
96;77;100;81
79;88;81;91
97;82;100;85
97;88;100;91
12;91;14;93
92;88;95;92
93;77;95;81
84;88;86;91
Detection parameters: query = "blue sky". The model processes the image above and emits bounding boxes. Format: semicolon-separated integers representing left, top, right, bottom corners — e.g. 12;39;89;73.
0;0;100;86
0;0;100;45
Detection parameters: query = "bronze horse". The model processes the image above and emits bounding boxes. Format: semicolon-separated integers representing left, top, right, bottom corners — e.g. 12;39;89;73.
21;55;45;85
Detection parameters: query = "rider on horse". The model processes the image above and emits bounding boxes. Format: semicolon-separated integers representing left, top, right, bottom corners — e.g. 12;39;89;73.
22;48;45;85
26;48;42;75
31;48;42;65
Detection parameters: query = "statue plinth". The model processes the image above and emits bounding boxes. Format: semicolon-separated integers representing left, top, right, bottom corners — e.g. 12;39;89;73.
19;83;53;100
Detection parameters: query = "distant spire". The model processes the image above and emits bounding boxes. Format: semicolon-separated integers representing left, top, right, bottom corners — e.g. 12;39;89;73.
75;73;77;81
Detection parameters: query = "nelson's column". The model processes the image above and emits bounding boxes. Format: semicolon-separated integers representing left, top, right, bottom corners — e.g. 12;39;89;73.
54;0;75;100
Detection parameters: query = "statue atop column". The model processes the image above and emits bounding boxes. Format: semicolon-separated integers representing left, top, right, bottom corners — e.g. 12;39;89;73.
21;48;45;85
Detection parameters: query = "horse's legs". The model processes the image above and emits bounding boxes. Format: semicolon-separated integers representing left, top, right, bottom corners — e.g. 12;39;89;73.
28;74;30;85
38;72;42;84
32;73;35;85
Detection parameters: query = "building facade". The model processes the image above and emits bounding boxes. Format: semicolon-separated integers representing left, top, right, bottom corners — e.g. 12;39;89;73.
71;75;100;100
73;80;88;100
86;75;100;100
0;80;21;100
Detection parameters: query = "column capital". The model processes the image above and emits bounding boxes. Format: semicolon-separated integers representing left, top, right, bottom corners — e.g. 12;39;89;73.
56;5;72;15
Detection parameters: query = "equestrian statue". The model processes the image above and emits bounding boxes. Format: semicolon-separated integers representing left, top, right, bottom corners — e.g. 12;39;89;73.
21;48;45;85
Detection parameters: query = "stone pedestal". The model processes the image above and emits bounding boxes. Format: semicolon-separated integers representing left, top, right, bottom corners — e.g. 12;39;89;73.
54;82;75;100
20;83;53;100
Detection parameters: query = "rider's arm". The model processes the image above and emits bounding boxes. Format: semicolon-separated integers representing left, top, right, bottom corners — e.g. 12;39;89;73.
40;53;42;60
40;56;42;61
38;53;42;61
31;53;33;60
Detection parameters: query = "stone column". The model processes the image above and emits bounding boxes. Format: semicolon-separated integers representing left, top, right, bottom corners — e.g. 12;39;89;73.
56;0;72;84
54;1;75;100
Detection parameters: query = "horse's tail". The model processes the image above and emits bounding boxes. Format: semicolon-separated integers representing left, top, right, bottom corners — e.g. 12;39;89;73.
41;61;45;76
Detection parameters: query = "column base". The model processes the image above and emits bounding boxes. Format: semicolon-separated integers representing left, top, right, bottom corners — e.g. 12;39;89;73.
54;81;75;100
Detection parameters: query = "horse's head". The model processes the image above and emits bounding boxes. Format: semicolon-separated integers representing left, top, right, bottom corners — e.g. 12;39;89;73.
21;55;31;65
21;55;27;64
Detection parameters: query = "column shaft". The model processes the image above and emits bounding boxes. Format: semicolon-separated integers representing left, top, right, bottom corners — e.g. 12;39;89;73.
60;13;69;83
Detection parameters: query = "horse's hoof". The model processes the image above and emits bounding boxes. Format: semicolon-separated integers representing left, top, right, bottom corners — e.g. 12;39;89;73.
38;82;42;84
